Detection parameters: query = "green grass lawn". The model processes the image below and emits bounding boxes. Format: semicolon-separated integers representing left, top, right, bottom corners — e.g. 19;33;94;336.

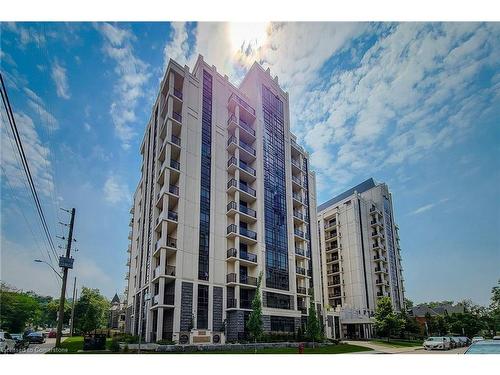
189;344;372;354
48;337;372;354
48;336;113;353
370;339;422;348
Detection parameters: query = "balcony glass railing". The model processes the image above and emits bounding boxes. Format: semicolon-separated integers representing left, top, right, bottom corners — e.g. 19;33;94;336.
239;205;256;218
239;140;256;156
239;275;257;286
165;265;176;276
239;160;256;176
294;211;304;220
228;93;256;116
172;111;182;123
167;211;178;222
292;175;302;185
295;247;305;256
240;250;257;263
227;114;255;136
240;299;252;309
169;185;179;196
294;228;305;238
296;267;306;275
227;298;237;308
173;88;183;100
171;134;181;146
240;227;257;240
239;182;256;196
170;159;180;170
291;158;301;168
297;287;307;295
164;294;175;305
293;193;302;202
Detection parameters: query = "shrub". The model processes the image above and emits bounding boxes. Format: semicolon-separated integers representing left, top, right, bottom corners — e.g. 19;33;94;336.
109;338;121;352
156;339;175;345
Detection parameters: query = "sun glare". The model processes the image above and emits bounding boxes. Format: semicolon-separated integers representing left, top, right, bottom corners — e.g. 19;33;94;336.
228;22;269;54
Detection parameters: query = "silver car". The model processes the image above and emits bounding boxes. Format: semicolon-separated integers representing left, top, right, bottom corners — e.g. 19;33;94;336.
0;332;16;353
423;336;451;350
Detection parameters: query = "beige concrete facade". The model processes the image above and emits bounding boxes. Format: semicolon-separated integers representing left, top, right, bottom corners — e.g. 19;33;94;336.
317;178;405;339
124;55;322;344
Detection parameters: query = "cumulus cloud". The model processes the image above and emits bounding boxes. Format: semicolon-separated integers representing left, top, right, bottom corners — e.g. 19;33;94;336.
51;60;71;99
97;23;151;150
103;175;130;205
24;87;59;130
1;111;55;197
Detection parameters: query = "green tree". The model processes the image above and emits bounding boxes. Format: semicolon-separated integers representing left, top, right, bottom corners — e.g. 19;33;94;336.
246;272;263;342
0;283;41;332
73;287;110;334
374;297;403;341
399;310;421;338
305;296;321;344
45;299;72;327
489;280;500;334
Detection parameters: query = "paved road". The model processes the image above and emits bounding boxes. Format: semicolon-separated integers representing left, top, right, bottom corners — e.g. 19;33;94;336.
17;338;67;354
344;340;467;354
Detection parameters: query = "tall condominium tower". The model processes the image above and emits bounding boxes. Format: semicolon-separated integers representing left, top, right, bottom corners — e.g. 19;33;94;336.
317;178;405;340
124;55;323;344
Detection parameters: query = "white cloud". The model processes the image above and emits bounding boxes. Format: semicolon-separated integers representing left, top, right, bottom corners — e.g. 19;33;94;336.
163;22;191;70
24;87;59;130
103;175;130;205
83;122;91;132
1;111;54;197
410;198;450;216
51;60;71;99
97;23;151;149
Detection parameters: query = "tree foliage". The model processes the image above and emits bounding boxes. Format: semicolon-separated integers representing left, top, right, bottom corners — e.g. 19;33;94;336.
73;287;110;334
0;284;42;332
305;296;322;342
374;297;404;340
246;272;263;341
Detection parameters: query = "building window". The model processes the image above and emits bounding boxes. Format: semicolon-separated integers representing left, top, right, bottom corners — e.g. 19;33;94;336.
264;291;293;310
197;284;209;329
198;70;213;281
270;316;295;332
262;85;289;290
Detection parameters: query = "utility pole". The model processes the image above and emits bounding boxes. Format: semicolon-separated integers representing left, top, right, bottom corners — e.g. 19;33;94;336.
70;277;77;337
56;208;76;348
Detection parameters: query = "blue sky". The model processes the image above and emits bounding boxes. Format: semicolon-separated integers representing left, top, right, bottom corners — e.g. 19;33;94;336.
1;22;499;306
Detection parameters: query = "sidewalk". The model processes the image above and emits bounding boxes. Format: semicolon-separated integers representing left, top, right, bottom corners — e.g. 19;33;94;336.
343;340;424;354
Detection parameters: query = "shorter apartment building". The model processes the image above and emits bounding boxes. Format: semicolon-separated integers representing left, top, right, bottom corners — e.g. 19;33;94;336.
317;178;405;339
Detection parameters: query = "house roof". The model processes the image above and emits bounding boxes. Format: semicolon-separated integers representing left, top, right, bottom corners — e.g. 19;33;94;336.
111;293;120;304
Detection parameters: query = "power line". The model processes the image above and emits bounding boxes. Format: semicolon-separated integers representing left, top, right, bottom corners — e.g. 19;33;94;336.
0;73;58;261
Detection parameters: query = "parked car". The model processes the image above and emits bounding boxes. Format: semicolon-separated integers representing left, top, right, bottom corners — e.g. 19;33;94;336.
11;334;29;350
464;340;500;354
47;331;57;338
0;332;16;353
448;336;459;348
471;336;484;343
423;336;451;350
493;336;500;340
456;336;470;346
26;332;46;344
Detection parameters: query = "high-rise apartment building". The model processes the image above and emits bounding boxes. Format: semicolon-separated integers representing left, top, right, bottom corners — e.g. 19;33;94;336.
317;178;405;339
124;55;323;344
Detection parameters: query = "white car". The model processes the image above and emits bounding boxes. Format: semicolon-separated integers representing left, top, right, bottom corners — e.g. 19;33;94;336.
0;332;16;353
472;336;484;343
423;336;451;350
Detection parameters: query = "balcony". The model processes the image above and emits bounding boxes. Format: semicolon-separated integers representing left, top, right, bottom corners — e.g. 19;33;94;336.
226;201;257;220
172;111;182;123
227;157;256;180
226;248;257;264
291;139;304;154
292;193;303;205
227;114;256;138
296;266;306;276
325;231;338;241
297;287;307;295
240;227;257;241
128;230;132;240
374;255;387;263
173;88;183;101
167;210;178;222
167;159;181;174
326;255;340;263
239;275;257;287
294;228;305;239
374;267;387;274
227;178;256;201
169;185;179;196
171;134;181;147
228;93;256;117
295;246;306;258
324;221;337;230
153;264;176;279
292;175;302;188
227;298;237;309
291;158;301;170
240;299;252;309
298;306;307;315
328;278;341;286
327;267;340;275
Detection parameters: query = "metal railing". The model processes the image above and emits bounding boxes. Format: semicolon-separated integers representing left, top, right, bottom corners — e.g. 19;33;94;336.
171;134;181;146
239;160;256;176
297;287;307;295
226;273;237;283
167;211;178;222
294;228;305;238
227;248;238;258
170;159;180;170
239;182;256;196
240;275;257;286
227;114;256;136
295;247;305;256
240;250;257;263
228;93;256;116
296;267;306;275
240;227;257;240
173;88;183;100
172;111;182;123
292;175;302;185
294;211;304;220
292;193;302;202
227;298;237;308
227;224;237;235
239;139;256;156
169;185;179;196
239;204;256;218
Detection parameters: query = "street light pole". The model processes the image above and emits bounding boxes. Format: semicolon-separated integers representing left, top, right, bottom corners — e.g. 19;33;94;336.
34;259;63;279
56;208;76;348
